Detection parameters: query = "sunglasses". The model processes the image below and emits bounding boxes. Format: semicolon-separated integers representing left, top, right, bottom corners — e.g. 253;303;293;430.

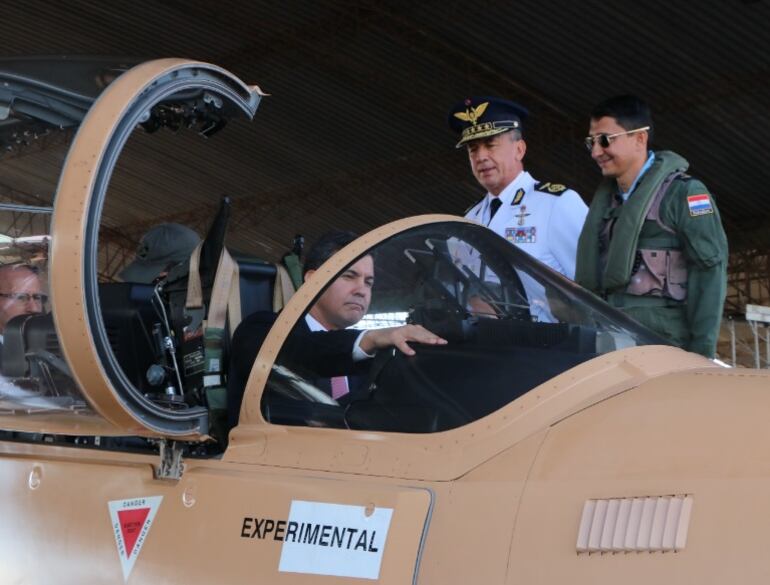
0;292;48;303
584;126;650;151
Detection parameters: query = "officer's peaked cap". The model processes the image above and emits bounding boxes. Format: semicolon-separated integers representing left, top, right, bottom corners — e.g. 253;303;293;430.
448;96;529;148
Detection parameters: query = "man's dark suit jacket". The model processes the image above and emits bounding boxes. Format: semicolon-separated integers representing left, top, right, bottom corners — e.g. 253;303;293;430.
226;311;365;428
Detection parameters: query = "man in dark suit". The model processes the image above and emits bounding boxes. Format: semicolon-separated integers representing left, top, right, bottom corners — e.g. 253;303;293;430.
227;231;446;427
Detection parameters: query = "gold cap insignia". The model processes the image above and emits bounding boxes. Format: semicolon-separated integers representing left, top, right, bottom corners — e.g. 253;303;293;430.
453;102;489;127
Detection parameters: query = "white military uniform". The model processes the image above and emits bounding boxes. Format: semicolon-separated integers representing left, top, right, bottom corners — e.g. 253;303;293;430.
465;170;588;278
454;170;588;322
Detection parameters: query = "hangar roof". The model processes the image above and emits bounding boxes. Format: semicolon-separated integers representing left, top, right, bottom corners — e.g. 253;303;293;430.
1;0;769;265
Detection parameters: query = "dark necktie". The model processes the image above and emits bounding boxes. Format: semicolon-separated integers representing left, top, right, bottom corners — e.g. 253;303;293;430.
488;198;502;224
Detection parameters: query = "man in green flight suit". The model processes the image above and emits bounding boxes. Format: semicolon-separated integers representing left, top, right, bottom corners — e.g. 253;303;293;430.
575;95;728;358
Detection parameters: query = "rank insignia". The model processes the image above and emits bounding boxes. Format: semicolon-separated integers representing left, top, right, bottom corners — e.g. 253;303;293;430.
506;226;536;244
536;182;567;195
512;188;525;206
687;194;714;216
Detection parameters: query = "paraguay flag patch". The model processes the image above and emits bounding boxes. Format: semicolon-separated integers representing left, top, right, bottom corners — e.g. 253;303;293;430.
687;194;713;217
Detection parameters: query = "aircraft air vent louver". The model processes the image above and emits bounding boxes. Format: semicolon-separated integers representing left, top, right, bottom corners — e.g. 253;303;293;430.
576;495;693;554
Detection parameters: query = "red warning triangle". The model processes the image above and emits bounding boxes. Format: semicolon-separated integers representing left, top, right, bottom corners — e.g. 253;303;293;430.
109;495;163;582
117;507;151;558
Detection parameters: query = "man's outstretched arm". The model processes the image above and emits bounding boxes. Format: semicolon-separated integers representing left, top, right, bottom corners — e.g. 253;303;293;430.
359;324;448;356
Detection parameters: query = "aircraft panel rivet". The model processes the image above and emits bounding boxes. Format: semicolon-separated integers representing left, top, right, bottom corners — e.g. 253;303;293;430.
28;466;43;490
182;483;196;508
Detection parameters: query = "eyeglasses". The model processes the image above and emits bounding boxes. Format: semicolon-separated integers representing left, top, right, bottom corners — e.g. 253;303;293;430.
584;126;650;151
0;292;48;303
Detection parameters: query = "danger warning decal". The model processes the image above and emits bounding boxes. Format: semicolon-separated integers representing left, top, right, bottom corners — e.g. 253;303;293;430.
108;496;163;582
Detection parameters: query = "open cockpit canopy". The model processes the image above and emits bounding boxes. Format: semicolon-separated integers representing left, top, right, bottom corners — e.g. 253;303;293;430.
0;59;263;441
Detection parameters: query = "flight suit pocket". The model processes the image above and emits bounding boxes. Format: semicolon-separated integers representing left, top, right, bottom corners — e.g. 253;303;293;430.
626;249;687;301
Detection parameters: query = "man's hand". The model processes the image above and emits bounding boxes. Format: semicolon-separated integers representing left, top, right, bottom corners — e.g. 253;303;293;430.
360;324;448;356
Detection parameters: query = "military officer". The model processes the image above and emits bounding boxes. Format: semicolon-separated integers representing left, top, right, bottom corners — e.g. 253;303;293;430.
447;96;588;322
448;96;588;279
575;95;728;358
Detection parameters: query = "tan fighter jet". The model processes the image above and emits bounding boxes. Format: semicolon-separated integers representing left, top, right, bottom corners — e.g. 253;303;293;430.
0;58;767;584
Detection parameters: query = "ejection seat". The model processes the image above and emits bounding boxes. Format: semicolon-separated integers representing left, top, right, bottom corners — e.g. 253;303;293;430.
129;217;297;444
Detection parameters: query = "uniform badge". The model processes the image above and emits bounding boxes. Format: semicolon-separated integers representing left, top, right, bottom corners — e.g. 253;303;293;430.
687;194;714;216
506;226;536;244
515;205;530;226
547;183;566;193
535;181;567;195
512;188;525;206
453;101;489;127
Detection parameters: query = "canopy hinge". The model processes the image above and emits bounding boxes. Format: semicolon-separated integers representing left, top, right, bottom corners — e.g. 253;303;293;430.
155;439;185;480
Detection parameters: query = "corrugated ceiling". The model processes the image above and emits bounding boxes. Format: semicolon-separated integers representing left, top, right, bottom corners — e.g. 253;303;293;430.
1;0;769;266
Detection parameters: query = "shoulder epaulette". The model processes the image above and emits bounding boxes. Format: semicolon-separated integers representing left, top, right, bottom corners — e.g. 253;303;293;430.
674;173;710;193
534;181;569;195
463;195;486;215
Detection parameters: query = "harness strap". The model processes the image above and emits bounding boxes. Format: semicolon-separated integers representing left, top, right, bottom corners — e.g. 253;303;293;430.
646;171;682;235
227;268;242;335
206;247;237;331
273;263;296;312
185;241;204;309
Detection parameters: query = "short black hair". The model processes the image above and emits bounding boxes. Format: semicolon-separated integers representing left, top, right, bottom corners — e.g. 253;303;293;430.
590;94;654;144
302;230;358;277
